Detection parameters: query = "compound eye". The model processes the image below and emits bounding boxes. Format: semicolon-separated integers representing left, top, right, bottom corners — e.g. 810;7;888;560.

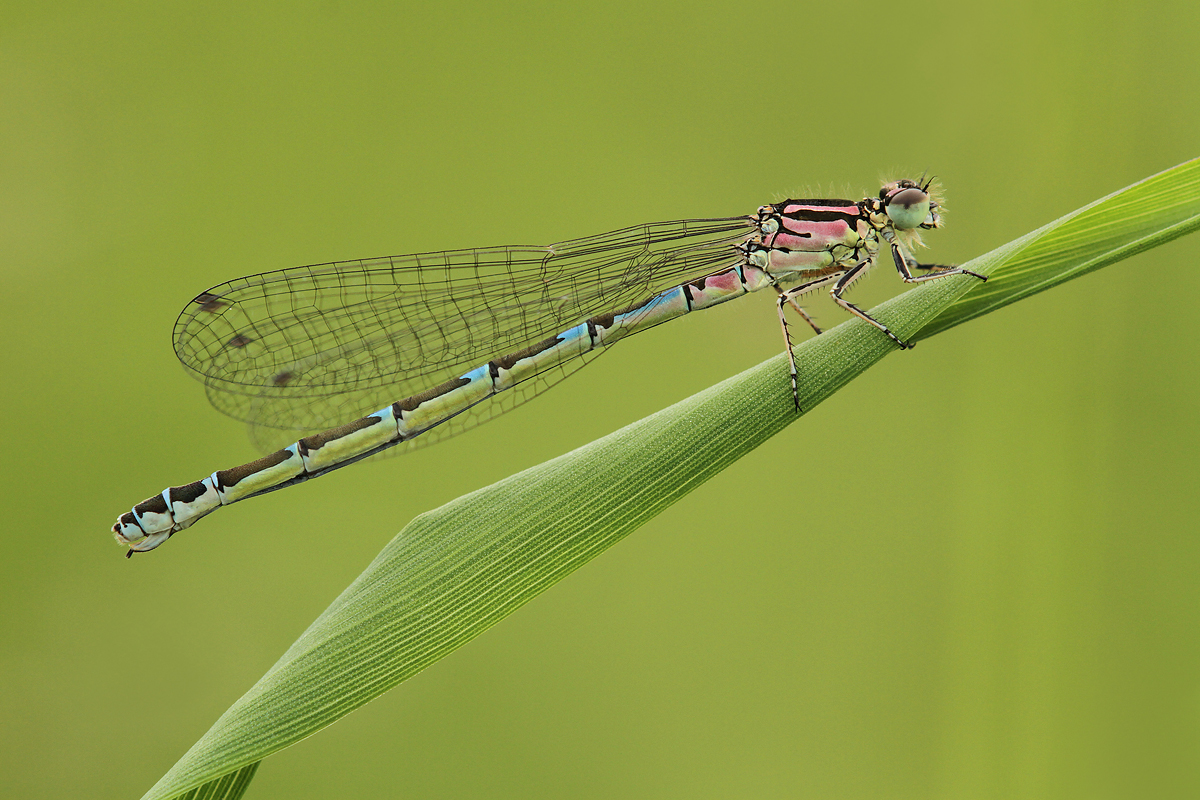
885;187;930;230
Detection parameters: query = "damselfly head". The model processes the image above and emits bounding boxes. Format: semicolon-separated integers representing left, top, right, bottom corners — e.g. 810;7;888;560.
881;178;942;231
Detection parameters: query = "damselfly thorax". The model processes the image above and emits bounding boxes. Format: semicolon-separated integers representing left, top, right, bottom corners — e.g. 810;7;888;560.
112;178;983;555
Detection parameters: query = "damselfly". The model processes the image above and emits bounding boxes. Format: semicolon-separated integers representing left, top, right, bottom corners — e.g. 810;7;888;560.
112;178;984;555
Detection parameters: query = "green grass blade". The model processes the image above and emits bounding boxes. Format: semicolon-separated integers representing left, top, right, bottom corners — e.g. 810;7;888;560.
140;157;1200;800
920;157;1200;338
173;762;257;800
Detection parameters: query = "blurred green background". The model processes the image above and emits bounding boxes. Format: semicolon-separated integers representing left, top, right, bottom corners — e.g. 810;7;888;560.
2;1;1198;797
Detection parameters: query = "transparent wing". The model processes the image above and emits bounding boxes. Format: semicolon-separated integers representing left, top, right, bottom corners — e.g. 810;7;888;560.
173;215;754;449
